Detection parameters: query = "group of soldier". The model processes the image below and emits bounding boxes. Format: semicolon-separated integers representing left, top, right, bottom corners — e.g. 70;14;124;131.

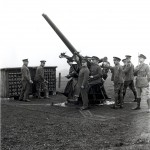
19;59;49;102
63;55;110;110
112;54;150;112
18;53;150;113
63;53;150;112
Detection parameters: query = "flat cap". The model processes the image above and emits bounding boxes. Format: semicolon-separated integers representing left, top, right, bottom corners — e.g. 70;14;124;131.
81;59;87;63
40;60;46;63
138;54;146;59
122;58;126;62
103;57;108;62
92;56;99;61
22;59;28;62
113;57;121;61
125;55;131;58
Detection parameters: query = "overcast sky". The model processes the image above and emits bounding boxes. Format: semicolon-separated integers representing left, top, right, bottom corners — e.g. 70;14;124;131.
0;0;150;72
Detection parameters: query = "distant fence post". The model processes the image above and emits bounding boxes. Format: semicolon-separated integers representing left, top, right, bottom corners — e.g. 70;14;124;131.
58;73;61;88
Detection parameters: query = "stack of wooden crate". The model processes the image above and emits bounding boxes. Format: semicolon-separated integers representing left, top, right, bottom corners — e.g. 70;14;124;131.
0;66;57;98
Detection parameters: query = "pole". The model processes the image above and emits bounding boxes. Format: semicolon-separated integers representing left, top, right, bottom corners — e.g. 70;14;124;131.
58;73;61;88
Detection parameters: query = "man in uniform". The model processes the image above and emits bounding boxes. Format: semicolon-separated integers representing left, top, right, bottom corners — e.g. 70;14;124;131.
19;59;33;102
122;55;137;102
76;59;90;110
101;57;111;99
133;54;150;112
110;57;124;109
88;56;106;103
64;59;79;104
89;56;103;85
34;60;49;99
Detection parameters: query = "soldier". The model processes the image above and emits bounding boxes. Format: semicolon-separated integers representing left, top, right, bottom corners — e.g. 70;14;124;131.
132;54;150;112
76;59;90;110
89;56;103;85
34;60;49;99
122;55;137;102
88;56;106;103
19;59;33;102
101;57;111;99
122;58;126;87
110;57;124;109
64;59;79;104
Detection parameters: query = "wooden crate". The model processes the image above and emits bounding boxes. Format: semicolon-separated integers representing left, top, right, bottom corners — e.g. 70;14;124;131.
0;66;57;98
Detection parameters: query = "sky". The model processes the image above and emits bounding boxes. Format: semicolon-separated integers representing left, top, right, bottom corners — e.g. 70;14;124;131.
0;0;150;73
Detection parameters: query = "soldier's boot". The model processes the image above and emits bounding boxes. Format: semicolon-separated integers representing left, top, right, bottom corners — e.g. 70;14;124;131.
111;94;119;109
132;98;141;110
119;95;124;109
133;92;137;102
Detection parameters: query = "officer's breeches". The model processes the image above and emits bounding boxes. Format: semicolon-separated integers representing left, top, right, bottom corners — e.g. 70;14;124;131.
123;80;137;98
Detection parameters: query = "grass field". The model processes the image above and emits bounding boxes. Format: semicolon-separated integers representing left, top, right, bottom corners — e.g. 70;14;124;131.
1;73;150;150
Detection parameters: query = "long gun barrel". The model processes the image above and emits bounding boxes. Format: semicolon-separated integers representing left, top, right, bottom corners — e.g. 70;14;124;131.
42;14;78;55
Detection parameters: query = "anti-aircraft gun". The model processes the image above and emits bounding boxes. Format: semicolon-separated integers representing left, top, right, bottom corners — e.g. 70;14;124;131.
42;14;106;65
42;14;110;103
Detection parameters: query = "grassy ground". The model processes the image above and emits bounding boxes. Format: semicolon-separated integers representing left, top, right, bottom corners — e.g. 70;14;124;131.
1;74;150;150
